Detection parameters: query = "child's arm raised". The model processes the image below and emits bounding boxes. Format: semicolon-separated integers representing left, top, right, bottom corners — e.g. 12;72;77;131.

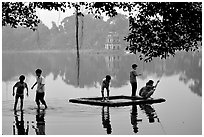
31;82;37;89
154;80;160;88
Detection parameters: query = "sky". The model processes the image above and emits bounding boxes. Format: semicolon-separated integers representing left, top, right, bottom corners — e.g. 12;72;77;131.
35;2;132;29
36;8;75;29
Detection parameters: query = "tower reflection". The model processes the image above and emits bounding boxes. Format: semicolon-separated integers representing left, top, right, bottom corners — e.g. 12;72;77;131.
101;106;112;134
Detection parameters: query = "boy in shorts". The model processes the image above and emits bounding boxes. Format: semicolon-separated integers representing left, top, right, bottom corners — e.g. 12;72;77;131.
13;75;29;111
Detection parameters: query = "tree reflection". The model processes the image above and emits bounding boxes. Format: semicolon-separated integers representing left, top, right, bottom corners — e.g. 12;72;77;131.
2;51;202;96
177;52;202;96
13;110;29;135
101;106;112;134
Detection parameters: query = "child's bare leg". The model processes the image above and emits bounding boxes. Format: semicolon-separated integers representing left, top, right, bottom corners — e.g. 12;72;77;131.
14;97;19;110
35;93;40;109
107;90;110;100
35;100;40;109
40;99;47;109
20;98;24;110
101;91;105;101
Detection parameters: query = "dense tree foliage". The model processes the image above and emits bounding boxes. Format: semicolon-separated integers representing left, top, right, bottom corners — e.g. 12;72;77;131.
125;2;202;61
2;2;202;61
2;2;68;30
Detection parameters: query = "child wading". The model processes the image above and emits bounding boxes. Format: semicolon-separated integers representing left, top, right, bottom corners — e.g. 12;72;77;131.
13;75;29;111
101;75;111;101
139;80;160;99
130;64;142;96
31;69;47;109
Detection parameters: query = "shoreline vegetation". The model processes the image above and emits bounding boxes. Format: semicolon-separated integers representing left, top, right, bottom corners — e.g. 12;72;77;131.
3;47;201;55
2;49;126;55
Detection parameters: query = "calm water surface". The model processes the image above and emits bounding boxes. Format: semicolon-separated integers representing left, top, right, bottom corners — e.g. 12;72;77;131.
2;51;202;135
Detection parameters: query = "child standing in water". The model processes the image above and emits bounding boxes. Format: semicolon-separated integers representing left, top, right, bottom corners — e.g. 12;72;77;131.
31;69;47;109
101;75;111;101
13;75;29;111
130;64;142;96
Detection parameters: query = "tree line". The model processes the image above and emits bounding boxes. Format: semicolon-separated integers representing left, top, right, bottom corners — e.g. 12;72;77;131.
2;13;129;51
2;2;202;61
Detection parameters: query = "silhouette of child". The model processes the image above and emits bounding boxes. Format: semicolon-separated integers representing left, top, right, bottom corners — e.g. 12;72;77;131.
31;69;47;109
130;64;142;96
139;80;160;99
101;75;111;101
13;75;28;110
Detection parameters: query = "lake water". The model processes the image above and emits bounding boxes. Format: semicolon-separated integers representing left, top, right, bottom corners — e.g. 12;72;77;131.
2;51;202;135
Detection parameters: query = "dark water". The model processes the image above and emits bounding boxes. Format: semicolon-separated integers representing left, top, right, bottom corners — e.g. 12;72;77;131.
2;51;202;135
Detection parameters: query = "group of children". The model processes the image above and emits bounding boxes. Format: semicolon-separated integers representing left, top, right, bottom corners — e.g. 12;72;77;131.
13;69;47;111
101;63;160;101
13;64;159;110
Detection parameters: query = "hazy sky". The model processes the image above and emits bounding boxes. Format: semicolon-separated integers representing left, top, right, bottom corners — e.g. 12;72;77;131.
35;4;131;29
36;8;75;29
36;7;112;29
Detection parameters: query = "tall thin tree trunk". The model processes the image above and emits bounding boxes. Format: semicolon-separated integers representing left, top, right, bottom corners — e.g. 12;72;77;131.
76;7;79;58
80;16;84;49
75;7;80;86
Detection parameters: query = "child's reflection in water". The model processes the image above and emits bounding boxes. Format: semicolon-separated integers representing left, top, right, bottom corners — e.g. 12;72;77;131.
139;104;157;123
13;110;29;135
130;105;142;133
32;109;46;135
101;106;112;134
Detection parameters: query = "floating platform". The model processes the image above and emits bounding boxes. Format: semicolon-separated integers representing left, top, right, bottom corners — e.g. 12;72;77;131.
69;95;166;107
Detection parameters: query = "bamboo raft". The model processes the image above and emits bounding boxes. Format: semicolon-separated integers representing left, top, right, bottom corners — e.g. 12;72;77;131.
69;95;166;107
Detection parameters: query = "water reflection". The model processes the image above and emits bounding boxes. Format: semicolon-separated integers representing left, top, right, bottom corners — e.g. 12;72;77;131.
32;109;46;135
101;106;112;134
13;110;29;135
139;104;167;134
130;105;142;133
105;55;120;75
139;104;158;123
100;104;161;134
2;51;202;96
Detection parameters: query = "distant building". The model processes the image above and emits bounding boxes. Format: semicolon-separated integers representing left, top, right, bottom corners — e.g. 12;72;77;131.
105;32;121;50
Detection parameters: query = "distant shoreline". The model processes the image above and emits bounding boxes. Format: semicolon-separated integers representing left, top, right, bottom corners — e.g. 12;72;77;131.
2;49;125;53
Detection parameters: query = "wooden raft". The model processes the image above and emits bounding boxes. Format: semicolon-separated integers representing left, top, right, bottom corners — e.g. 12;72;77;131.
69;95;166;107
